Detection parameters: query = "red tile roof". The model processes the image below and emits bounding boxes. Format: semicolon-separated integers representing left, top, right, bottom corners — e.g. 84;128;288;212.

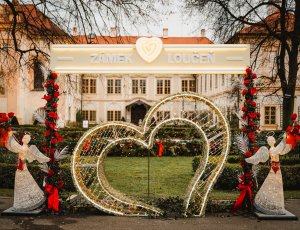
73;35;214;44
238;11;294;35
0;4;68;37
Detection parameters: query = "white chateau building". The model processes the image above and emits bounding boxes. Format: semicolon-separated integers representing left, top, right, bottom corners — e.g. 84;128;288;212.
0;3;299;130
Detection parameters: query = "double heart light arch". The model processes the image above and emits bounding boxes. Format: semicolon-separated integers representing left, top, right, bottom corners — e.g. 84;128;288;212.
71;92;231;216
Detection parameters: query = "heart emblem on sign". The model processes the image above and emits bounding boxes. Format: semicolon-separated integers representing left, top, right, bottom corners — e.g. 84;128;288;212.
71;93;230;217
136;37;163;63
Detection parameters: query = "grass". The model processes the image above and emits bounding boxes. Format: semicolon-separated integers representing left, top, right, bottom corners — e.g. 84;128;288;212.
104;156;194;199
1;156;300;201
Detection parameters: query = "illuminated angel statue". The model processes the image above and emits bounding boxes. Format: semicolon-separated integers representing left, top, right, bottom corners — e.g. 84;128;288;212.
5;132;50;211
245;135;292;215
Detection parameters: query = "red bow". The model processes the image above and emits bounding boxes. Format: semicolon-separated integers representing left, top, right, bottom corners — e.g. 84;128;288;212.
232;181;253;212
45;184;59;212
157;142;164;157
16;159;24;170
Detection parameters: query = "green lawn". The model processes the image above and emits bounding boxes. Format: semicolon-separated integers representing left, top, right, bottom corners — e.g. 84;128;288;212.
104;156;194;199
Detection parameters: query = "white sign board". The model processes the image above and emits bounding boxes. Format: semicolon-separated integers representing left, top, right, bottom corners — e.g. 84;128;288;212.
51;37;250;74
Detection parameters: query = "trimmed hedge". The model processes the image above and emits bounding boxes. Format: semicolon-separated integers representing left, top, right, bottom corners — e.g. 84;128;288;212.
1;162;299;191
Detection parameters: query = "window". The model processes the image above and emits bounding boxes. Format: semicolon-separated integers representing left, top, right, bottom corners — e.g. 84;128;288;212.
215;75;218;88
156;111;170;122
107;79;121;94
82;110;96;122
209;75;212;90
33;61;44;90
82;78;96;94
107;110;122;121
221;74;225;86
264;106;276;125
204;75;207;92
181;79;196;92
182;111;197;119
0;74;5;95
157;79;171;95
132;79;146;94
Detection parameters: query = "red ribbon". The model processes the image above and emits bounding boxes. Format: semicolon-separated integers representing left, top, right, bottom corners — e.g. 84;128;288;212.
157;142;164;157
45;184;59;212
232;181;253;212
16;159;24;171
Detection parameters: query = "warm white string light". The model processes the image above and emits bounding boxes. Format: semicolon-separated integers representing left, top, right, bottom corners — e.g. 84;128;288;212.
71;92;231;217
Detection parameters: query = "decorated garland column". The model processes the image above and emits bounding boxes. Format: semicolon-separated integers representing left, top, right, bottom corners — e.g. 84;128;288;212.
233;68;259;212
42;71;64;212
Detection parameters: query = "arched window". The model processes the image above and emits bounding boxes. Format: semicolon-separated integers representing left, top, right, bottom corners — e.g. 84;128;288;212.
33;61;44;90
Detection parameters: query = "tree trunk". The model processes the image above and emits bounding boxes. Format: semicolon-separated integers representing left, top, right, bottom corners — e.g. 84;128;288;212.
282;0;300;130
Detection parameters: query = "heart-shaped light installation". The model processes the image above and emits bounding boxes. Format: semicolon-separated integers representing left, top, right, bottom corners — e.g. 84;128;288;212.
136;37;163;63
71;93;230;217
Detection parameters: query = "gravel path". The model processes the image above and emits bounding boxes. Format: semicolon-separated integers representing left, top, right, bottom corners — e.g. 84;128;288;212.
0;197;299;230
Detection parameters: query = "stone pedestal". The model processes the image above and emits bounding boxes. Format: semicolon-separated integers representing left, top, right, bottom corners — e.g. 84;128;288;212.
1;207;43;216
255;210;298;220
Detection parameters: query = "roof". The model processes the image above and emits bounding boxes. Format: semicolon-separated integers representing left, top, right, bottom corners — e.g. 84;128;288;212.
239;11;294;35
73;35;214;44
0;4;68;37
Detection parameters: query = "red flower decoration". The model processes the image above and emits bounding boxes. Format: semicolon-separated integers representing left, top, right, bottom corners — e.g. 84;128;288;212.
242;107;247;112
244;80;249;85
246;68;252;74
291;113;297;120
242;127;247;133
242;89;248;95
286;126;293;133
51;138;58;145
54;92;59;98
49;79;55;84
50;148;55;155
257;112;261;118
248;112;257;119
44;130;51;136
54;84;59;90
52;72;58;79
251;101;256;107
245;151;252;157
253;146;259;153
48;112;58;119
49;123;56;130
42;95;52;101
252;73;257;79
248;132;255;139
8;112;14;118
44;83;48;88
0;113;7;118
52;102;57;108
48;170;55;176
248;121;255;126
249;88;257;96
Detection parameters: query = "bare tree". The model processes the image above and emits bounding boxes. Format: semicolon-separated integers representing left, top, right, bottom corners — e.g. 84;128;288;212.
0;0;162;78
185;0;300;130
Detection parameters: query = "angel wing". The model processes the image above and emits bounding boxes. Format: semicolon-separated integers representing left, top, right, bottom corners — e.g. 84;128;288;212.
33;111;45;124
236;133;249;154
245;146;269;165
27;145;50;163
234;112;247;126
54;146;69;160
39;163;49;173
5;132;23;153
270;136;292;156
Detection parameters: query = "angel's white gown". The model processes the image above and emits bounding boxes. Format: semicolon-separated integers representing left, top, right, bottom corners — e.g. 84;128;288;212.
6;134;49;211
14;157;46;211
246;137;292;215
254;158;285;215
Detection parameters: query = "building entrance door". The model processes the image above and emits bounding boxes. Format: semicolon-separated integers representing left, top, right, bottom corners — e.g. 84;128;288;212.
131;104;147;125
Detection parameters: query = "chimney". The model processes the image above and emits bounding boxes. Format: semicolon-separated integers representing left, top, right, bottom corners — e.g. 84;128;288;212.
201;29;206;37
267;0;281;15
72;27;78;36
163;28;168;38
110;27;117;37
